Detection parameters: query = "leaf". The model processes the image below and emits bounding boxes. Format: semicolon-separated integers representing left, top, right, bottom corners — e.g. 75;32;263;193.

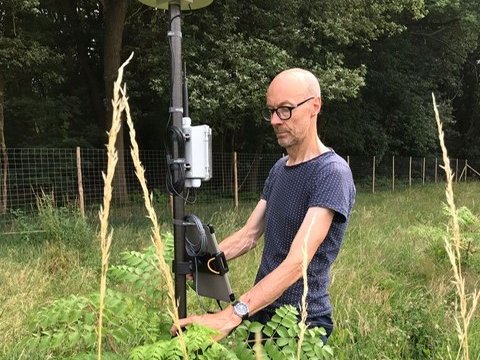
275;326;289;338
275;337;289;347
262;325;273;337
248;321;264;333
322;344;334;357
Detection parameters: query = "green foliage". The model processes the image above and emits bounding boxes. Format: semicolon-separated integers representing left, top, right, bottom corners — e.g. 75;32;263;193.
20;234;175;358
232;305;333;360
129;324;235;360
389;292;442;358
444;205;480;266
35;194;93;247
23;287;171;357
17;228;334;359
108;235;174;301
3;0;480;157
4;185;480;359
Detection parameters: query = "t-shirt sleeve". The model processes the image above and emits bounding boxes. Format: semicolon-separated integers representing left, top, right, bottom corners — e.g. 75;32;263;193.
261;158;284;201
308;160;355;223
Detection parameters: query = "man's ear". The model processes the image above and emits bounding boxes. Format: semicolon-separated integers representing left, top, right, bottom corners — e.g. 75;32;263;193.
313;96;322;115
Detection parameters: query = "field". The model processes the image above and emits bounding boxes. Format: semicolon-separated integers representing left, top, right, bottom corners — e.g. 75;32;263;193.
1;183;480;359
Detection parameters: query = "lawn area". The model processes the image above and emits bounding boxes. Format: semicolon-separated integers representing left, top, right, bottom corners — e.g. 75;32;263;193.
1;183;479;359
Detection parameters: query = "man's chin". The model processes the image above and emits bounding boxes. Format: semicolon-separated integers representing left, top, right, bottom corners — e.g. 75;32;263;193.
277;139;292;148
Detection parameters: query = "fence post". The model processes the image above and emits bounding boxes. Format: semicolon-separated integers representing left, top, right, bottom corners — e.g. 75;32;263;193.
409;156;412;187
233;151;238;208
392;155;395;192
455;159;459;182
221;152;225;193
422;157;426;185
435;158;438;183
347;155;350;166
372;156;375;193
76;147;85;218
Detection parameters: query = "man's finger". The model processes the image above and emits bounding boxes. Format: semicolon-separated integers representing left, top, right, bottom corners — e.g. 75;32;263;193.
170;316;195;336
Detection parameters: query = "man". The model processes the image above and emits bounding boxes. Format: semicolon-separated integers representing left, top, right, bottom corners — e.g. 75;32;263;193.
173;68;356;342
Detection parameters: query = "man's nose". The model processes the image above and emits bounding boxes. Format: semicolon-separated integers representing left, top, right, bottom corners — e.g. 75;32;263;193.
270;112;283;126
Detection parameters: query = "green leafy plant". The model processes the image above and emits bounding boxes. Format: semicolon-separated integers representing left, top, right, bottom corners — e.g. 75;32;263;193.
18;233;334;359
437;205;480;269
233;305;334;360
20;234;175;358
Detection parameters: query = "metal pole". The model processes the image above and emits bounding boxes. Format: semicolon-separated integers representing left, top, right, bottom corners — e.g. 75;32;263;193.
169;0;187;318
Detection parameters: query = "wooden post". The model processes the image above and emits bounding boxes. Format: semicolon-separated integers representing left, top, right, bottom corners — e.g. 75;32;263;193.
455;159;459;182
392;156;395;192
233;151;238;208
422;157;426;185
435;158;438;183
76;147;85;218
465;160;468;182
409;156;412;187
372;156;376;193
347;155;350;166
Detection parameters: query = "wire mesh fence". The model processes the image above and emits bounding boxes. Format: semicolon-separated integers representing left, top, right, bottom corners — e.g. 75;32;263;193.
1;147;479;230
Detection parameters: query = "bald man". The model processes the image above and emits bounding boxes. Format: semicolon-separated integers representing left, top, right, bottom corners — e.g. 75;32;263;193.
173;68;356;343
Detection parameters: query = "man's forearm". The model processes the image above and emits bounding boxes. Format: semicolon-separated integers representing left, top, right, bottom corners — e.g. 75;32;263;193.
239;259;303;315
219;227;259;261
219;200;266;260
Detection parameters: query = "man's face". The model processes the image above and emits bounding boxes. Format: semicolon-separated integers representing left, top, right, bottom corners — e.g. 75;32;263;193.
269;99;311;148
266;86;316;149
264;69;321;150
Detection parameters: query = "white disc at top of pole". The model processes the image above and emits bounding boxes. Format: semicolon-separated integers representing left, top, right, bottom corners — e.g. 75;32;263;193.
138;0;212;10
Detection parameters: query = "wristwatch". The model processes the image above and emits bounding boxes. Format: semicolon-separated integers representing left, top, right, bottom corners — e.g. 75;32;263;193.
232;300;249;320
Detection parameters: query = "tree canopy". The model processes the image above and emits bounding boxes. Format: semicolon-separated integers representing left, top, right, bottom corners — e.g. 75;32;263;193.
1;0;479;158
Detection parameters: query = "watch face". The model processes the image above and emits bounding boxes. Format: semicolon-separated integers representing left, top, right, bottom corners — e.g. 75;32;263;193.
234;301;249;318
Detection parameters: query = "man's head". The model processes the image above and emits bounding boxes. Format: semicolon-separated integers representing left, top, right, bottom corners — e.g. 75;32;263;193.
265;68;322;149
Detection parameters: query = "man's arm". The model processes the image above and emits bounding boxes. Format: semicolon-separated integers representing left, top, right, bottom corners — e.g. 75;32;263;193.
237;207;334;315
172;206;334;339
219;199;266;261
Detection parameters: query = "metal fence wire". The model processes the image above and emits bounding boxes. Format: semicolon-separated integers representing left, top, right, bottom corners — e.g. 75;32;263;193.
0;148;479;220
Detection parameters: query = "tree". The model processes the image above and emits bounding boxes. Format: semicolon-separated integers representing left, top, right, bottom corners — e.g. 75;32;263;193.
102;0;129;202
174;0;426;154
0;0;64;213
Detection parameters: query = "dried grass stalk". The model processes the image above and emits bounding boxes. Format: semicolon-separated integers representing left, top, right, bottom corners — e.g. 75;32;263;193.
96;52;133;360
297;213;317;359
121;68;188;358
432;93;480;360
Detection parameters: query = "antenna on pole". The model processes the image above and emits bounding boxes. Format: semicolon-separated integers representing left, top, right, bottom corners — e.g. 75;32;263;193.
138;0;213;319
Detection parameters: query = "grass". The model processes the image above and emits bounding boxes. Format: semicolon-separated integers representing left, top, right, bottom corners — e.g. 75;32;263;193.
330;184;480;359
0;183;479;358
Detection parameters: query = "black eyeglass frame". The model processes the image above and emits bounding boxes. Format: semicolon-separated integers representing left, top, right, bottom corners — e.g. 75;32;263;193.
262;96;315;122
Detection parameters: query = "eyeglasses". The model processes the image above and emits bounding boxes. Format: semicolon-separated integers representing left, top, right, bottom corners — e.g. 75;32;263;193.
262;97;315;121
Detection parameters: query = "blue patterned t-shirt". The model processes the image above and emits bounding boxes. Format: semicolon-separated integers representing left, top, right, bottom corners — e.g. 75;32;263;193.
255;150;356;320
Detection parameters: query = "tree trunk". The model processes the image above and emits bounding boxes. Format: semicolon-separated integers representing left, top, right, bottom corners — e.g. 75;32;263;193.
102;0;128;203
0;72;8;214
66;0;106;129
